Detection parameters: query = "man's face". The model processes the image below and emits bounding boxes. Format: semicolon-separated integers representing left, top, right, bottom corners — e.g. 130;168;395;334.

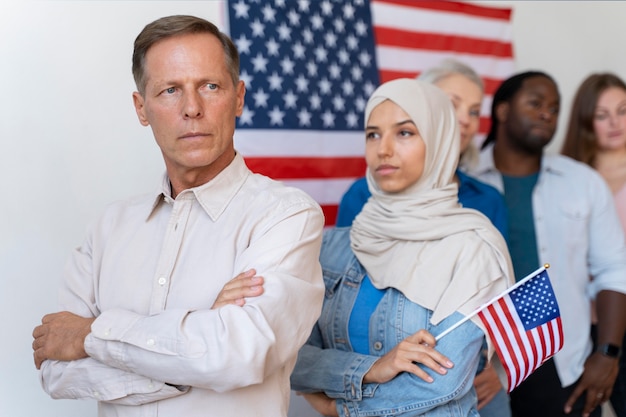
132;33;245;188
500;76;560;154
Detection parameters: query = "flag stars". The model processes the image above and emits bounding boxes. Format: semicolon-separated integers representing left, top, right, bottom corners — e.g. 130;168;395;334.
306;61;318;77
295;75;309;92
239;106;255;125
363;81;376;97
346;35;359;50
268;72;283;91
314;46;328;62
355;20;368;36
337;49;350;64
298;0;310;12
280;57;295;74
292;42;306;59
355;96;366;112
342;80;354;95
268;106;285;126
235;35;253;54
333;18;345;33
359;51;372;66
231;0;379;131
309;93;322;110
298;108;312;126
250;18;265;37
346;111;359;128
321;110;335;127
253;88;270;107
239;70;253;89
283;90;298;109
333;95;346;111
351;66;363;81
302;28;314;44
277;23;291;40
232;0;250;19
320;0;333;16
329;63;341;79
251;53;269;72
318;78;332;95
287;10;300;26
266;38;280;56
261;4;276;22
343;3;356;19
310;13;324;30
325;32;338;48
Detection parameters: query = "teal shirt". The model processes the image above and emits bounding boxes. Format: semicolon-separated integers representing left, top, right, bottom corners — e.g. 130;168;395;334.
502;173;540;281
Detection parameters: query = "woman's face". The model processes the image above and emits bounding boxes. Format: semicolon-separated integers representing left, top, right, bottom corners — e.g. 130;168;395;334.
593;86;626;152
365;100;426;193
434;73;483;153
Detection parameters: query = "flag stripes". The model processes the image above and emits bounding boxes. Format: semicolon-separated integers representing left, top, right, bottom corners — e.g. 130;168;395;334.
477;269;564;392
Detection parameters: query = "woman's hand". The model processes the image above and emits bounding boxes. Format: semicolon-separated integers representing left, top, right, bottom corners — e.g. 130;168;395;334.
211;269;264;309
363;329;453;384
299;392;338;417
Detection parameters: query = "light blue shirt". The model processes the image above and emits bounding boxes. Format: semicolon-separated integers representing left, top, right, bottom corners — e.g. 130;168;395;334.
469;144;626;386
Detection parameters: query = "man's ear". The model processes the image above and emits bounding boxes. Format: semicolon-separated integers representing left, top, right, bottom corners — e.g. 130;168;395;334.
495;101;509;124
132;91;150;126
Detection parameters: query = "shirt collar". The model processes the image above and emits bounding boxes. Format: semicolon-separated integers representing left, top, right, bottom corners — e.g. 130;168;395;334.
475;142;564;177
147;152;250;221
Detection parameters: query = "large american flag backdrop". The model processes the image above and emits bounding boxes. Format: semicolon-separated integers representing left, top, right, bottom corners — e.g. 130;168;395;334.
227;0;515;226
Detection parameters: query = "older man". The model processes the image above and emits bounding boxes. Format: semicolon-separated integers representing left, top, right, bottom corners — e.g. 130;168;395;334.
32;15;324;417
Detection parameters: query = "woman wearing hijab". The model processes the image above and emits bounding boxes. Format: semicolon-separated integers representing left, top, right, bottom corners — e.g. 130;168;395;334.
290;79;514;416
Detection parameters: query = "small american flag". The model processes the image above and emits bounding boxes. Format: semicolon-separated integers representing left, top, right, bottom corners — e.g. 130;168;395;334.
226;0;514;225
478;268;564;392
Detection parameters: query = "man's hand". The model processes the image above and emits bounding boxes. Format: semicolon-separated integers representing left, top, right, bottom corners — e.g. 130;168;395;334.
564;352;618;416
363;329;453;384
298;392;338;417
211;269;264;309
32;311;95;369
474;363;503;409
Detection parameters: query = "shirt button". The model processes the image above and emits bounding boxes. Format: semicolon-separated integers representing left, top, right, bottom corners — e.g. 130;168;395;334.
103;329;110;337
147;338;155;346
158;277;167;286
373;341;383;351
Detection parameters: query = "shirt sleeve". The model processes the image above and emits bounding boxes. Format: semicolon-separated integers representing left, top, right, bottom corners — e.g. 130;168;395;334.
336;321;483;417
39;358;188;405
292;317;483;416
39;232;188;404
291;324;379;400
586;173;626;296
42;197;325;397
335;178;370;227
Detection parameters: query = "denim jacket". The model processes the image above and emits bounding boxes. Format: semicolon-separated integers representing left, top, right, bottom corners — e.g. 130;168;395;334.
291;228;483;417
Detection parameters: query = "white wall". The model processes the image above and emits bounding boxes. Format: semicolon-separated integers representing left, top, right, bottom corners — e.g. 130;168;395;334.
1;1;625;416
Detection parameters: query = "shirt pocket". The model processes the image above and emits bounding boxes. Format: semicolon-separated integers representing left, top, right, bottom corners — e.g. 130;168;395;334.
556;200;590;247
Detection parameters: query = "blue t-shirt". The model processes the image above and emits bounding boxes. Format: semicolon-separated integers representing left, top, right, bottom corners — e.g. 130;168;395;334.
348;275;385;354
335;169;508;239
502;173;540;282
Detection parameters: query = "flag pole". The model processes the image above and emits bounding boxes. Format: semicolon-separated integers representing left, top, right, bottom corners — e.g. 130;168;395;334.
434;264;550;341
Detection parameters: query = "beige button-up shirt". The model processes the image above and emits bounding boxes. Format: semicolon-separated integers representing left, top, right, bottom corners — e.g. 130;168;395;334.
40;153;325;416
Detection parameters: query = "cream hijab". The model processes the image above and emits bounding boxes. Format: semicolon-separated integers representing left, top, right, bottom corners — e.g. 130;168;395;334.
350;79;514;344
